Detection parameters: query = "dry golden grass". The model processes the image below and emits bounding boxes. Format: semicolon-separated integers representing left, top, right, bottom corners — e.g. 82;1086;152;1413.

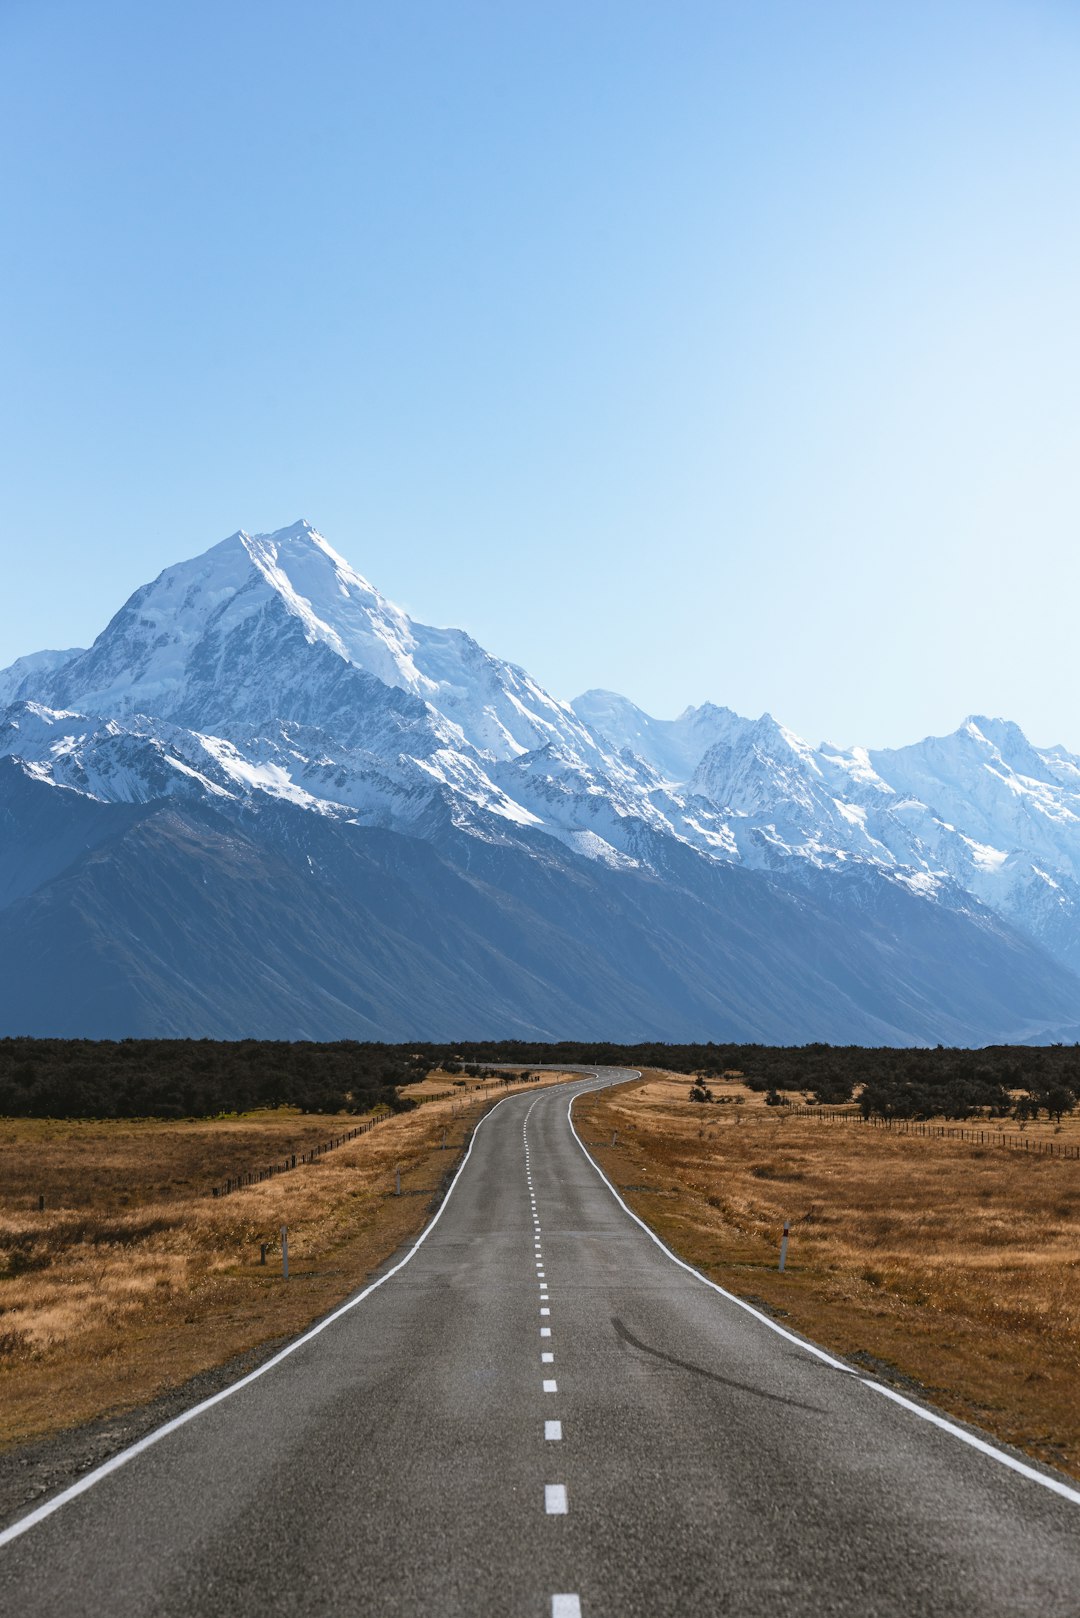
0;1072;573;1450
398;1068;507;1099
578;1072;1080;1480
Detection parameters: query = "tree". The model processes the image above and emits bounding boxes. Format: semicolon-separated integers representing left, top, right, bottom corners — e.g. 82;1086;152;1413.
1040;1084;1076;1124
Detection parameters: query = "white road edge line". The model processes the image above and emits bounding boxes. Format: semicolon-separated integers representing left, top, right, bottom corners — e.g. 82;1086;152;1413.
568;1071;1080;1510
0;1087;528;1550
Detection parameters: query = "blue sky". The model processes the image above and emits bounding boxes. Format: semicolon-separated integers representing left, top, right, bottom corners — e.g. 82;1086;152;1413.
3;0;1079;749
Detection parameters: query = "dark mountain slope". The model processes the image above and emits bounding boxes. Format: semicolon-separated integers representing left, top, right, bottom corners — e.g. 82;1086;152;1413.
1;779;1077;1043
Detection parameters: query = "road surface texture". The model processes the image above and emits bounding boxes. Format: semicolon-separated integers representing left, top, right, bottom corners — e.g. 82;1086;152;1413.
2;1068;1080;1617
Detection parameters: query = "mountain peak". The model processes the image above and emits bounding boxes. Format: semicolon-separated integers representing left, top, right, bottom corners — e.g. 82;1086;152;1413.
4;521;610;766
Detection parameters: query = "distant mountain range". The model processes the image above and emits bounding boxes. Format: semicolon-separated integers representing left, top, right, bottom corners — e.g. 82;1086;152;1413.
2;520;1078;1043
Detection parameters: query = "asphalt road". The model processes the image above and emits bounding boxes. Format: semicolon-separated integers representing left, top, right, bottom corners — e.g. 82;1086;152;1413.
3;1068;1080;1617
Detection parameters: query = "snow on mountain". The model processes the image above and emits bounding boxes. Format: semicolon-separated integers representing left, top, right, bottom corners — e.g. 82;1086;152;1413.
0;699;550;846
32;521;601;767
2;520;1079;986
577;691;1080;970
572;690;749;782
868;718;1080;866
0;522;688;865
0;648;84;709
865;718;1080;968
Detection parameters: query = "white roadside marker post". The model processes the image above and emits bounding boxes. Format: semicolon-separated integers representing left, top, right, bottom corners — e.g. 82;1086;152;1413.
281;1225;289;1280
779;1219;790;1274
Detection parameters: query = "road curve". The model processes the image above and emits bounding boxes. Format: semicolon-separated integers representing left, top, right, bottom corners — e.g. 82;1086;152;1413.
2;1068;1080;1617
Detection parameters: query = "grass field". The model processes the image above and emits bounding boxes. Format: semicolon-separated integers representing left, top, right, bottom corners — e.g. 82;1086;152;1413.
0;1070;567;1450
576;1072;1080;1482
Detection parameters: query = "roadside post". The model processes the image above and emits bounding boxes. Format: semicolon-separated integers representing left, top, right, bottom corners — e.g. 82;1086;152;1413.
281;1225;289;1280
779;1219;790;1273
395;1166;401;1196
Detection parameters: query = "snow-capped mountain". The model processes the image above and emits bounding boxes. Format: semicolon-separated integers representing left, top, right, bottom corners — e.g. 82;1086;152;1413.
1;520;1078;1041
575;692;1080;972
37;522;601;764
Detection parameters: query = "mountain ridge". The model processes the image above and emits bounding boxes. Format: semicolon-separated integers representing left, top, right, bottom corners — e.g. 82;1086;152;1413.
2;519;1077;1041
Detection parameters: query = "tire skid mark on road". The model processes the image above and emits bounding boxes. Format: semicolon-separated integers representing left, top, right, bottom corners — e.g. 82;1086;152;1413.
568;1069;1080;1512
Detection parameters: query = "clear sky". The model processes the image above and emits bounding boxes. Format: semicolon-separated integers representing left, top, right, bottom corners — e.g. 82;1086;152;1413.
3;0;1079;750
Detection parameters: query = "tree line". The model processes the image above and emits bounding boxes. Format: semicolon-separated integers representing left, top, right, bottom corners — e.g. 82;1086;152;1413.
0;1038;1077;1122
415;1040;1080;1122
0;1039;426;1120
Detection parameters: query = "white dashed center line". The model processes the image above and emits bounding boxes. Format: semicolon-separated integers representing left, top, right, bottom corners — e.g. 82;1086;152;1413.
545;1420;562;1441
542;1352;554;1363
552;1597;581;1618
541;1326;551;1337
545;1484;568;1515
543;1378;557;1393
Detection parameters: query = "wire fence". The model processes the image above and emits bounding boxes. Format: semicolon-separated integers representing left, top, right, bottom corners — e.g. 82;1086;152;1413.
788;1106;1080;1160
208;1071;537;1196
210;1113;392;1197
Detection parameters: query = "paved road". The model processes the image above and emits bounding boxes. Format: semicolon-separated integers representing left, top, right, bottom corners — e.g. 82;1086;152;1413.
3;1068;1080;1617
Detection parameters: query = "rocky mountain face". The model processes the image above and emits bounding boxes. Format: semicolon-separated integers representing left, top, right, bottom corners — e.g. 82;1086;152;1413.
2;520;1078;1041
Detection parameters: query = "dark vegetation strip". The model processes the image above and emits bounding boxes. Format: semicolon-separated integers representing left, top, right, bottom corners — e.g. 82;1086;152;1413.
444;1042;1080;1123
0;1039;1077;1122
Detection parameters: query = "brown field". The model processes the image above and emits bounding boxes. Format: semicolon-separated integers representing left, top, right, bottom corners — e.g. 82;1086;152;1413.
576;1072;1080;1481
0;1071;571;1450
